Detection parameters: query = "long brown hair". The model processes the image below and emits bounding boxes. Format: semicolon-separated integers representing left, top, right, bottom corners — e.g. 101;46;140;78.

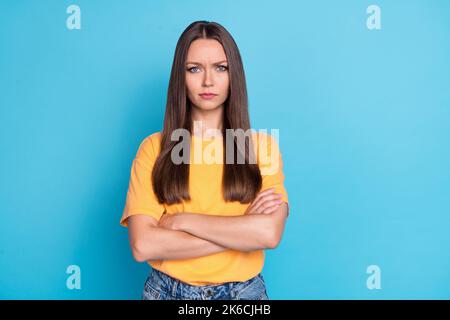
152;21;262;205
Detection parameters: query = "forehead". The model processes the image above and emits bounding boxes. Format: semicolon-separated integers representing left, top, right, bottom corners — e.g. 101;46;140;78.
186;39;227;63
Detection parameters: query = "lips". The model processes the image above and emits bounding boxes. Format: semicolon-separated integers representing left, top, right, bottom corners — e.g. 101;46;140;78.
199;93;217;100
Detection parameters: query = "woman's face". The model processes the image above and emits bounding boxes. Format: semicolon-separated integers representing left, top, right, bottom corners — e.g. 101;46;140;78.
185;39;230;112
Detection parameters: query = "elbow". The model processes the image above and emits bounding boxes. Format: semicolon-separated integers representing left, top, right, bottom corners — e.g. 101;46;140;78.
264;211;287;249
265;230;282;249
131;239;155;262
131;239;146;262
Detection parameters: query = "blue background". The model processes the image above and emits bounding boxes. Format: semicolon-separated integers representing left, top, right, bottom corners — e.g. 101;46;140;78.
0;0;449;299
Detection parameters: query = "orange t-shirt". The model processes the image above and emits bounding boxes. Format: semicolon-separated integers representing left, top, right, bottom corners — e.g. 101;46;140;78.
120;130;289;286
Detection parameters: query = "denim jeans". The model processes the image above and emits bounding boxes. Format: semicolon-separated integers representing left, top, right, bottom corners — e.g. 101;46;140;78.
142;268;269;300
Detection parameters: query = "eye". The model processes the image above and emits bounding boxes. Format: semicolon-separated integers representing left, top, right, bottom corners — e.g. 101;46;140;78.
187;66;200;73
217;65;228;71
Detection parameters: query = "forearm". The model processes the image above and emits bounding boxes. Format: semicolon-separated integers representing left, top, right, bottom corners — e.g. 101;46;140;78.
133;226;229;262
177;213;275;252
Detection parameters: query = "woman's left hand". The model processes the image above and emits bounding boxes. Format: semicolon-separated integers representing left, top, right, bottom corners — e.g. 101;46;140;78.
158;213;186;231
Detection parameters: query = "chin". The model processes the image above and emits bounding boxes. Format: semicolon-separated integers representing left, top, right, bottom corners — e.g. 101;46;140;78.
196;101;223;110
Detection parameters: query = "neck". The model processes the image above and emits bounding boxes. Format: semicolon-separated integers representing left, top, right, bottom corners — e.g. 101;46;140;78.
191;104;224;137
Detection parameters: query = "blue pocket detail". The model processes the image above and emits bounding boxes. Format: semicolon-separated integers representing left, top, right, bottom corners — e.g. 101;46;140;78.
234;274;269;300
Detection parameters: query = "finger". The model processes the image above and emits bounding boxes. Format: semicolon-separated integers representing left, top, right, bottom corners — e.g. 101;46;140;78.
253;192;281;207
250;188;275;205
258;188;276;197
256;187;276;199
253;200;277;214
252;193;283;213
257;199;283;213
261;202;282;214
245;189;275;213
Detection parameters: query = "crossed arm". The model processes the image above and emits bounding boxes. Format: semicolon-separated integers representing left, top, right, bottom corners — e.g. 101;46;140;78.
128;199;289;262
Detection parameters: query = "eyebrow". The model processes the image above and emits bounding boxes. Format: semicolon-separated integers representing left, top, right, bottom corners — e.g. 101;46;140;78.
185;60;228;65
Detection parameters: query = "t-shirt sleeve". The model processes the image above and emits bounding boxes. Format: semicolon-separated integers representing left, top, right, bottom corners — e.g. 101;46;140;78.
257;132;290;216
120;135;166;227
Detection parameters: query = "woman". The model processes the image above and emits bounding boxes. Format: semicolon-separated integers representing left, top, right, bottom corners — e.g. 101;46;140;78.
120;21;289;300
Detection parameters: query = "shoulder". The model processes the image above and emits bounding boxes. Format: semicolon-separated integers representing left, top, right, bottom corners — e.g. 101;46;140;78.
136;131;162;159
147;131;162;146
252;130;281;153
252;130;283;175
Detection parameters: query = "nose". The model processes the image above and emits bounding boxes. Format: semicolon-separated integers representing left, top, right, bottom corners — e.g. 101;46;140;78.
203;68;214;87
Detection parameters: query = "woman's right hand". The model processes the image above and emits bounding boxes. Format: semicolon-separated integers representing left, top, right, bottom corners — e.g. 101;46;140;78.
244;188;284;215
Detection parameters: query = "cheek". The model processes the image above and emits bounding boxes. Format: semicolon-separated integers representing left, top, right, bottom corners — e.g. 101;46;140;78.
185;75;200;93
218;75;230;94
